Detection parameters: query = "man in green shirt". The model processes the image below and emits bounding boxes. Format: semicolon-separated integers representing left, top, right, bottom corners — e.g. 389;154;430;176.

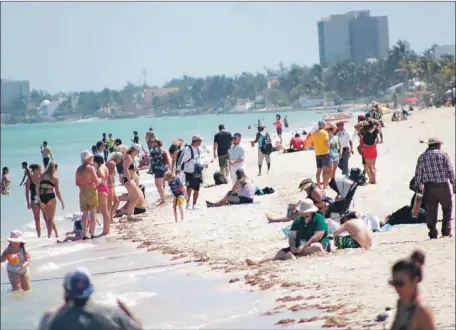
246;199;330;266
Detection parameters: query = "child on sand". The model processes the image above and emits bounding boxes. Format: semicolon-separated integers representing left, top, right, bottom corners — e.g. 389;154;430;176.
58;213;92;243
164;171;185;222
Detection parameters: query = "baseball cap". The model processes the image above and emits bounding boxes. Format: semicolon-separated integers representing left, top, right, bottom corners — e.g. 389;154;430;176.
318;120;326;126
192;134;203;142
80;150;93;164
64;267;94;300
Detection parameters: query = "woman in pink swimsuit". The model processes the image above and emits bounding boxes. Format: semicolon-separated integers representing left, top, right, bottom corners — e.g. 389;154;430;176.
93;155;110;236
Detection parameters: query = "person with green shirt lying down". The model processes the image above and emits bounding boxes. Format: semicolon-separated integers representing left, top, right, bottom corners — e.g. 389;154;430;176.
245;199;330;266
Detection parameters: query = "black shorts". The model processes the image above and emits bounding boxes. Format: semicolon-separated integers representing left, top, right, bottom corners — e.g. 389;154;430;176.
116;162;124;174
153;168;166;179
185;173;202;191
282;242;331;254
276;128;283;135
226;192;253;204
169;144;179;154
134;207;146;215
43;157;50;168
316;154;331;168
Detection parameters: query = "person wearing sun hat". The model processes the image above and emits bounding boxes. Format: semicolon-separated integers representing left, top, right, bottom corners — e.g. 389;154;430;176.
1;230;31;291
414;137;455;239
38;267;142;330
245;199;330;266
298;178;328;214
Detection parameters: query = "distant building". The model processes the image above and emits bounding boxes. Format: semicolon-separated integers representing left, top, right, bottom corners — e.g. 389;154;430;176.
142;87;179;107
318;11;389;66
433;44;455;60
1;79;30;106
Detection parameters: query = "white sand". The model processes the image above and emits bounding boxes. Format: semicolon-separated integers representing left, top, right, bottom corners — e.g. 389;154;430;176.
117;107;455;328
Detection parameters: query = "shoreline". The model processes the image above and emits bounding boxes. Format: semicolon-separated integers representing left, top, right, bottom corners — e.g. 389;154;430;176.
115;106;455;328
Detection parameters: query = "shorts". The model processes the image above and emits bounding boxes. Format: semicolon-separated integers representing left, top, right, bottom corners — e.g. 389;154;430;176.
316;154;331;168
116;161;124;175
185;173;202;191
79;188;98;212
276;127;283;135
334;235;361;249
362;144;377;160
330;155;339;163
134;207;146;215
258;149;271;166
282;241;331;254
218;154;229;168
43;157;50;168
226;193;253;205
153;168;166;179
175;195;185;205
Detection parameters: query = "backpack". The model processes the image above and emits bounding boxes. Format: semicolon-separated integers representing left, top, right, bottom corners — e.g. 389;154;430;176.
176;144;188;165
184;145;204;179
349;167;367;186
260;132;273;155
213;171;228;185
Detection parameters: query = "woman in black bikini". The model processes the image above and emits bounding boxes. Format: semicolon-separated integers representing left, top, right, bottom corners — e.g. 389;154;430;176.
121;145;145;220
36;162;64;238
390;250;435;330
25;164;47;237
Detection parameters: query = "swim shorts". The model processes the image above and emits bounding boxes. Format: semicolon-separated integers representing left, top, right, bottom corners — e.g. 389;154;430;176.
175;195;185;205
79;188;98;212
316;154;331;168
218;154;229;168
334;235;361;249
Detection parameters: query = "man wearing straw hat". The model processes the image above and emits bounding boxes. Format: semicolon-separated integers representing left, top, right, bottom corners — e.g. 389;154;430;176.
245;199;330;266
414;137;455;239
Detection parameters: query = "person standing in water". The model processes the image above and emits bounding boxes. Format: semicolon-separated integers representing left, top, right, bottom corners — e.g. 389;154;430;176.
284;116;289;128
41;141;54;169
1;230;31;292
25;164;47;237
93;155;111;236
273;114;283;144
76;151;100;239
19;161;31;186
2;167;11;195
37;162;64;238
145;127;156;151
132;131;139;144
213;124;232;180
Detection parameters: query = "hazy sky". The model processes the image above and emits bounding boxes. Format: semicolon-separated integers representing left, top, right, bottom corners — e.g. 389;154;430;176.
1;2;454;93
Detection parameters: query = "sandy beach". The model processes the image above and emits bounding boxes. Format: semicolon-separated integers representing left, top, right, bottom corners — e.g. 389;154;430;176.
116;106;455;329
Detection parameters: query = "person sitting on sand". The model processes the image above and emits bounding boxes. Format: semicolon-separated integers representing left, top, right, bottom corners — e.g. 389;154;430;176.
298;178;328;214
245;199;330;266
390;250;436;330
57;213;92;243
333;212;372;249
206;169;255;208
285;133;304;153
164;171;185;222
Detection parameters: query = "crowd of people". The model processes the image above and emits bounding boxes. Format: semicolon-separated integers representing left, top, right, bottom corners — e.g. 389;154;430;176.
1;102;455;329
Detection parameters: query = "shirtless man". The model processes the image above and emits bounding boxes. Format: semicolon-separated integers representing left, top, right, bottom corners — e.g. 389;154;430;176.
145;128;156;151
41;141;54;169
75;151;100;239
333;212;372;249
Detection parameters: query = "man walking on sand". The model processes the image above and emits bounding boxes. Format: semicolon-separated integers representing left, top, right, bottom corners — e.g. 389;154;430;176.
76;151;100;239
177;135;206;210
414;137;455;239
213;124;232;179
228;133;245;183
311;120;331;188
336;121;353;175
251;124;272;176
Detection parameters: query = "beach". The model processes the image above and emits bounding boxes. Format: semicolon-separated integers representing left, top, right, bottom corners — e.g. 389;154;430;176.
117;106;456;328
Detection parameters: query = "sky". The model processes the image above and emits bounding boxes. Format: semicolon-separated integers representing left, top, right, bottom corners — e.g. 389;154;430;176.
1;1;455;94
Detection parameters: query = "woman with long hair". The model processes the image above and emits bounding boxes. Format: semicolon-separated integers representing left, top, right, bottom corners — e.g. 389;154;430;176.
150;138;170;205
390;250;435;330
122;144;145;220
25;164;47;237
106;152;122;224
355;119;381;184
93;155;110;236
37;162;64;238
1;230;31;291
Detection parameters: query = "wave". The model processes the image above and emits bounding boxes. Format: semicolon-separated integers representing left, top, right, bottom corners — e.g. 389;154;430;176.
94;291;156;307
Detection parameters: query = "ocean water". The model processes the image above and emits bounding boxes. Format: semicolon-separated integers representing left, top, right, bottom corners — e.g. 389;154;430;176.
0;112;322;328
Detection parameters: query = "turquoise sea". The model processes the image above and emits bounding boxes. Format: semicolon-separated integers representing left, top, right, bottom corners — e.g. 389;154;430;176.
0;112;321;329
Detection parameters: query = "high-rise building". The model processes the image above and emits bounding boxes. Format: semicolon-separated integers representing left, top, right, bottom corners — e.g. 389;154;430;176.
1;79;30;107
318;11;389;66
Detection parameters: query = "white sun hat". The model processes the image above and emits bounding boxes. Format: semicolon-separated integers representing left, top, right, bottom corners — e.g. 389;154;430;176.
6;230;26;244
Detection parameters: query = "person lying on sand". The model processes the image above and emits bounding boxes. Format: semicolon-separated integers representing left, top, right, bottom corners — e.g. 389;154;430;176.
246;199;330;266
206;169;255;207
333;212;372;249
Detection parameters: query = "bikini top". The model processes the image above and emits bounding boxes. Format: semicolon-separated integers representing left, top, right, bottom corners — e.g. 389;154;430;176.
392;299;418;330
40;177;55;194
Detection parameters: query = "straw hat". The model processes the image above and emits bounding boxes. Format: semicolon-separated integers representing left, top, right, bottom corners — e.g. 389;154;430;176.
7;230;26;244
421;137;443;145
298;178;313;191
297;199;318;213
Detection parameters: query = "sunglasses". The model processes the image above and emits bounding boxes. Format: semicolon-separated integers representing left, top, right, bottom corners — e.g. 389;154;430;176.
389;279;405;287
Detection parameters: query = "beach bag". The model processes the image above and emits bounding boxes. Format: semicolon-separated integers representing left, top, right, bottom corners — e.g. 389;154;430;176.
260;132;273;155
213;171;228;185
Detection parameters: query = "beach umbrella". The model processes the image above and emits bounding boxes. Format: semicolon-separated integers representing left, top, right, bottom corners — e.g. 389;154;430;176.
405;96;418;104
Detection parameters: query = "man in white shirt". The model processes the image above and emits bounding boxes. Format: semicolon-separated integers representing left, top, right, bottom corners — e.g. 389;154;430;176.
335;121;353;175
228;133;245;182
177;135;205;210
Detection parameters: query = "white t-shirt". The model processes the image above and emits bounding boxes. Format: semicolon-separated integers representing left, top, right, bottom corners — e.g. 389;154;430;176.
229;144;245;168
336;129;352;148
177;145;203;174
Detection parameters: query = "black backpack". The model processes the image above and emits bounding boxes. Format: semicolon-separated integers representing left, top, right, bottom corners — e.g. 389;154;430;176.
349;167;367;186
213;171;228;185
176;144;188;166
260;132;273;155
